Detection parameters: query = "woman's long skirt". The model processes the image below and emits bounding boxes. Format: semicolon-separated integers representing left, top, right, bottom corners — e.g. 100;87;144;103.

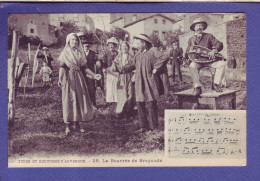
105;71;118;103
62;69;93;124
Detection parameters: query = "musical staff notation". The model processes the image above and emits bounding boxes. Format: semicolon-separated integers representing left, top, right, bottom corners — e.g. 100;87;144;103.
166;110;246;158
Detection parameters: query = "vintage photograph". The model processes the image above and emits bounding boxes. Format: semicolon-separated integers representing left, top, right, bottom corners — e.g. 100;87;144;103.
7;13;246;167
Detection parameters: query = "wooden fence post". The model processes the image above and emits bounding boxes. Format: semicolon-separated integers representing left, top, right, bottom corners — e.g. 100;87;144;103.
8;30;19;127
31;43;41;87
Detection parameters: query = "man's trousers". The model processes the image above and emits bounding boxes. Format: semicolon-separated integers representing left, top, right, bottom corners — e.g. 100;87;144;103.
136;101;158;130
172;59;182;82
189;60;227;88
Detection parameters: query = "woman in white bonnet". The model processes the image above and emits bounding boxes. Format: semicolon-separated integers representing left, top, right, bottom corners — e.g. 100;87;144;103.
58;33;101;135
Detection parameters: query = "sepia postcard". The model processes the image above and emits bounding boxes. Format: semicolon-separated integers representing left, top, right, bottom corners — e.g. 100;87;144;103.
6;11;247;167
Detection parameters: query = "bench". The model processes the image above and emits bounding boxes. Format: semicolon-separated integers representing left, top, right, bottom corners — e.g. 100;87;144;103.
174;88;239;109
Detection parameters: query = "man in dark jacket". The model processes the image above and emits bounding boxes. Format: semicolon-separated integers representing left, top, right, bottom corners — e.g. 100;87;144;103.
82;41;101;107
185;18;226;95
170;40;183;82
123;34;168;132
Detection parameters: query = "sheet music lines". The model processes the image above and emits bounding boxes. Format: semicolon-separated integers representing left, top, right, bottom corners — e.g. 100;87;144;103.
166;111;246;158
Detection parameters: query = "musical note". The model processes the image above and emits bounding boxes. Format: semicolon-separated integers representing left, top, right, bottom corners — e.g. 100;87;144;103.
184;138;196;144
224;117;235;124
207;137;214;143
182;147;190;154
203;118;211;124
175;137;182;144
214;117;222;124
217;128;224;135
168;128;180;134
191;147;199;154
230;149;242;155
217;148;226;155
194;128;205;134
201;148;213;155
189;118;199;124
197;138;207;144
178;117;185;124
207;128;214;135
235;129;240;134
223;137;229;144
225;128;234;134
229;139;239;144
183;127;191;134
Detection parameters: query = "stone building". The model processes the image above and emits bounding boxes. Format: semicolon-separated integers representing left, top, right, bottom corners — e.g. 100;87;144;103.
172;13;224;33
49;14;95;32
8;14;57;45
110;13;177;42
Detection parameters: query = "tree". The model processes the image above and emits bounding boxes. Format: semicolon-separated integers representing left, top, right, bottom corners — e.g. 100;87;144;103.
108;27;129;41
165;28;184;47
8;15;23;50
56;20;79;47
149;32;162;48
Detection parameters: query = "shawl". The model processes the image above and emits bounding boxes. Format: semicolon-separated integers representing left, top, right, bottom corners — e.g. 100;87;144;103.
114;52;133;87
58;33;87;71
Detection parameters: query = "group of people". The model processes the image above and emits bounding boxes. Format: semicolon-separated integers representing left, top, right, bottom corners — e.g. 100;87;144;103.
54;17;226;135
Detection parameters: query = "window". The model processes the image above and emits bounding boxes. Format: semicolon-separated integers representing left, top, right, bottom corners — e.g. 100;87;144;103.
58;14;64;21
153;30;159;36
162;31;166;40
30;29;34;34
132;14;137;22
73;14;79;22
30;20;34;24
162;19;166;24
154;19;158;24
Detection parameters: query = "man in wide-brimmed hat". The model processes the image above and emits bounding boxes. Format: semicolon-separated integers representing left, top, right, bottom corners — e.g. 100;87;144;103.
185;18;226;95
76;32;87;43
77;32;98;106
82;39;102;107
123;34;168;132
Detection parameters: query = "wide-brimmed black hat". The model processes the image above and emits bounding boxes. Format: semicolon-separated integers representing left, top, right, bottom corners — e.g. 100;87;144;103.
76;32;85;37
134;34;153;46
42;47;49;51
107;37;119;45
81;39;93;45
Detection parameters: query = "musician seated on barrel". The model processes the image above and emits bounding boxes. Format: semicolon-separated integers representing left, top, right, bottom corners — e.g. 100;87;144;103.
185;18;226;96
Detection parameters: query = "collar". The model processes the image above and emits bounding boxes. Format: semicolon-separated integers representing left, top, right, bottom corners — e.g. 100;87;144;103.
195;32;203;38
85;50;89;55
142;49;147;53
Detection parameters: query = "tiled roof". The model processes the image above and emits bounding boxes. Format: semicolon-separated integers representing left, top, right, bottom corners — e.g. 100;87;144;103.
123;14;176;28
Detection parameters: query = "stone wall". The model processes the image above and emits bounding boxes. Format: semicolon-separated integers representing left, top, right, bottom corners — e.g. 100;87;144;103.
226;17;246;69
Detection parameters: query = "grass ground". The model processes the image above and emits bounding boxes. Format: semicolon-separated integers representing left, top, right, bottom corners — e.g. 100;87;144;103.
8;48;246;159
